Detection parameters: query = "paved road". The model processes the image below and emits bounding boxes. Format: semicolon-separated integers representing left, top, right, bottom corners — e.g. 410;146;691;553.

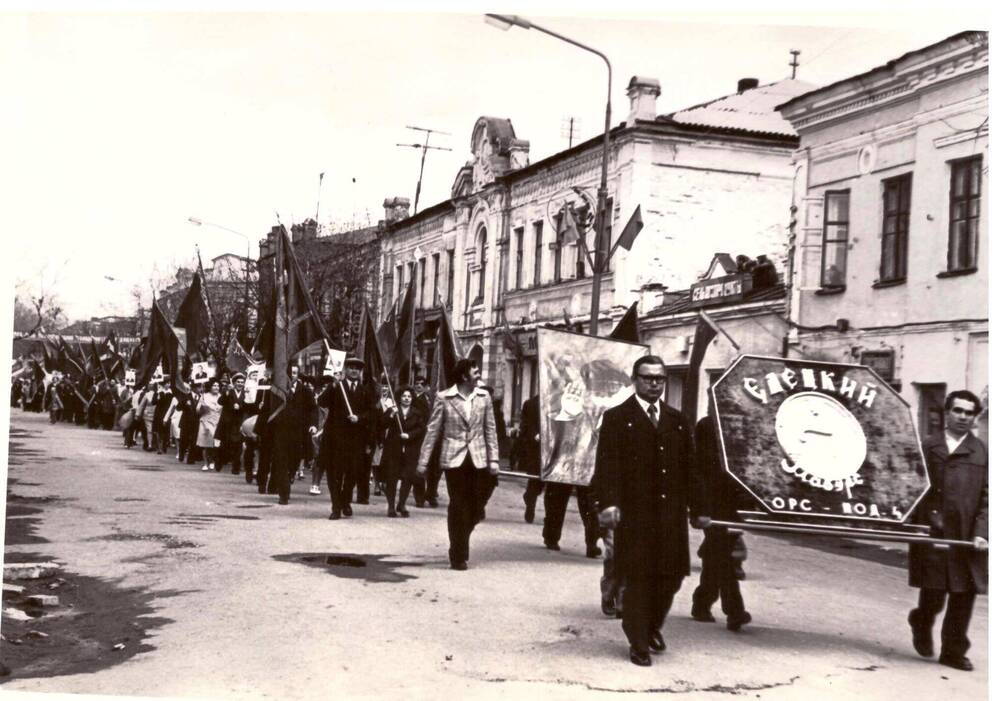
1;411;988;700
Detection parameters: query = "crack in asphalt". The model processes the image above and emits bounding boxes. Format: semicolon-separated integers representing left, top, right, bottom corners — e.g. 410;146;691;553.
478;674;801;694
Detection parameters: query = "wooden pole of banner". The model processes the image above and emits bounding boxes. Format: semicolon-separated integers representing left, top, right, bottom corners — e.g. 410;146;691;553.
339;380;354;417
708;520;986;550
380;365;405;434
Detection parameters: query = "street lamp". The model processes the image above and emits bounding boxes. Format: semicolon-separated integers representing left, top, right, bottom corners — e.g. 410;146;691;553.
187;216;253;348
485;14;612;336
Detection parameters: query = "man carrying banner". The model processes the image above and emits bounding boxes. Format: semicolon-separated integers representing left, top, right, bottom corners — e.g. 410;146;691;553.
417;359;499;571
593;355;707;667
318;357;375;519
908;389;988;672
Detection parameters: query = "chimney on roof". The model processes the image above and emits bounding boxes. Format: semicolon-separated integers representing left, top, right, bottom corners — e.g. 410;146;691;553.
737;78;759;94
383;197;411;224
626;76;661;127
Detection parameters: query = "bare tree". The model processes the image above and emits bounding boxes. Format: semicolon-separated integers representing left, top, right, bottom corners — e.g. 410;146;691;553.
14;264;67;335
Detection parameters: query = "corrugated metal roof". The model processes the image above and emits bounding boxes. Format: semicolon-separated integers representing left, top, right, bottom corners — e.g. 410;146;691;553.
646;283;787;318
660;79;816;137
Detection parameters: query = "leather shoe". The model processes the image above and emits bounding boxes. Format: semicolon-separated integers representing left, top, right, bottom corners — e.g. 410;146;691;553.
629;647;651;667
726;611;752;632
387;509;398;518
427;497;439;508
450;560;468;571
342;505;353;517
939;655;973;671
691;607;716;623
649;631;666;653
544;541;561;552
601;597;616;617
278;497;289;505
398;508;410;518
586;545;602;559
328;511;341;520
908;611;934;658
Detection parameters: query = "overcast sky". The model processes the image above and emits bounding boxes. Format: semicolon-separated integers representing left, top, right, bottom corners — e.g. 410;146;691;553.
0;3;989;325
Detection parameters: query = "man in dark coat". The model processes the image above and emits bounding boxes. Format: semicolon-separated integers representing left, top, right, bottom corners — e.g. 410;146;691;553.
593;354;707;667
518;395;544;523
216;374;251;474
908;389;988;672
153;386;174;455
690;411;751;631
254;365;317;505
318;358;376;519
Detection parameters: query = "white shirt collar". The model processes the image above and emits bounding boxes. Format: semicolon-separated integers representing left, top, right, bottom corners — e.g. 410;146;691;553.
634;394;661;415
443;384;489;399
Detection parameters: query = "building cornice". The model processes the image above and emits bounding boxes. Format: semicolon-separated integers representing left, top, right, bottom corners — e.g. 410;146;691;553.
782;35;987;133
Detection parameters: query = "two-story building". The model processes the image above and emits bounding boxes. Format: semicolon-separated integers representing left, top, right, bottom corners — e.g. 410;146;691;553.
776;31;988;439
382;74;814;426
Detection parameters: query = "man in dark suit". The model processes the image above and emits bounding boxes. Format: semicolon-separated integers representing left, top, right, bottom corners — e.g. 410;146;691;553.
216;374;251;475
593;354;707;667
908;389;988;672
318;357;376;519
518;395;544;523
691;406;751;631
254;364;317;505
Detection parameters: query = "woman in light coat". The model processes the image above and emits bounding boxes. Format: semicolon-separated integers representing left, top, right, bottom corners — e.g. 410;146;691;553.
196;381;223;471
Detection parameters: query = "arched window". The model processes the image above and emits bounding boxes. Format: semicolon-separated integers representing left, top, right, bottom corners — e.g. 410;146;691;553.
476;225;487;303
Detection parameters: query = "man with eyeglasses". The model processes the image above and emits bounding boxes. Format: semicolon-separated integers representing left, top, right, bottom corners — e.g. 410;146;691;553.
908;389;988;672
592;354;708;667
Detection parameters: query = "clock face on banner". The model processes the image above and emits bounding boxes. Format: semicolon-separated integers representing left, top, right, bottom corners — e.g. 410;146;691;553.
711;355;930;524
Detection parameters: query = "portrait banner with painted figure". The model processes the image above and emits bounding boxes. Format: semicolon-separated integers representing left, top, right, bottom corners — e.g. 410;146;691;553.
712;355;930;526
538;328;648;486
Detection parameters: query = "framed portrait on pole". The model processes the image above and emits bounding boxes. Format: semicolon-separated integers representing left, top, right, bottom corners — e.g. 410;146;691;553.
537;328;648;486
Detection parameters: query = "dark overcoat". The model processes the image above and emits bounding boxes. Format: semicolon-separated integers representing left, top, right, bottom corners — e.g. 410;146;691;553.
318;379;376;457
380;406;427;482
215;388;253;444
592;396;701;579
908;432;988;593
516;396;541;477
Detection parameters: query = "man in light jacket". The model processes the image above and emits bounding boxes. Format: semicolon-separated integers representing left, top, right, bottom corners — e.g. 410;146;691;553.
417;359;499;571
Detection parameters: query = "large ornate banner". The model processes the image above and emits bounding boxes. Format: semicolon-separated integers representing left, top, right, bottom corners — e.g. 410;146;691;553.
537;328;648;486
712;355;930;525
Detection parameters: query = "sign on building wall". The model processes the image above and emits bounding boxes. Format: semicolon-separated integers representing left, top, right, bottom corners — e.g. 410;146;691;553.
712;355;929;525
689;272;751;309
537;328;648;486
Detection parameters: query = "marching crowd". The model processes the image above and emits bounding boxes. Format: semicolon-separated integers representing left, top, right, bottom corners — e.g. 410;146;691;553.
9;355;987;672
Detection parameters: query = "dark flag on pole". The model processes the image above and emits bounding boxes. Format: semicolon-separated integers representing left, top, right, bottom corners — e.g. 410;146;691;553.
174;270;212;361
608;300;640;343
681;309;719;426
225;335;253;375
431;302;464;395
392;278;416;384
611;204;644;254
268;224;331;421
136;301;185;390
356;303;389;386
377;297;399;365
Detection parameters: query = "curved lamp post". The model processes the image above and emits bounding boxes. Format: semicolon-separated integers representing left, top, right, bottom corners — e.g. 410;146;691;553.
484;14;612;336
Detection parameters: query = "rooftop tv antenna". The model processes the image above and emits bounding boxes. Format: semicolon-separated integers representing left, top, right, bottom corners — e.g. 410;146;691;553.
397;126;452;214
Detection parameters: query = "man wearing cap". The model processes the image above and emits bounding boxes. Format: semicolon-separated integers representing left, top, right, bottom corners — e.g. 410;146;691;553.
318;357;376;519
416;359;499;570
216;373;251;474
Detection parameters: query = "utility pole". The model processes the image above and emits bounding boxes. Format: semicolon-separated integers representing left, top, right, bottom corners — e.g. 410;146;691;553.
789;49;801;79
397;126;452;215
561;116;580;149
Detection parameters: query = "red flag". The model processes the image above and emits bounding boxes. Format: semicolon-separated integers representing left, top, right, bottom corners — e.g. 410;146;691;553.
174;270;212;361
392;278;416;384
681;311;718;425
608;301;640;343
268;225;331;421
356;304;389;386
431;302;464;394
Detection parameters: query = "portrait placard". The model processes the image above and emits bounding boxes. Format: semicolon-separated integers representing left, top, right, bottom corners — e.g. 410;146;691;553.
537;328;648;486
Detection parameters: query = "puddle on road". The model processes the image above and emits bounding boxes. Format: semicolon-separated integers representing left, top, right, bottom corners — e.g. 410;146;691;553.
235;504;273;509
113;498;150;503
185;514;261;521
273;552;424;583
127;466;165;472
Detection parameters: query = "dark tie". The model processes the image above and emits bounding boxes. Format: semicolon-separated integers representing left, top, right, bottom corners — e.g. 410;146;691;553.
647;402;658;427
350;382;356;393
